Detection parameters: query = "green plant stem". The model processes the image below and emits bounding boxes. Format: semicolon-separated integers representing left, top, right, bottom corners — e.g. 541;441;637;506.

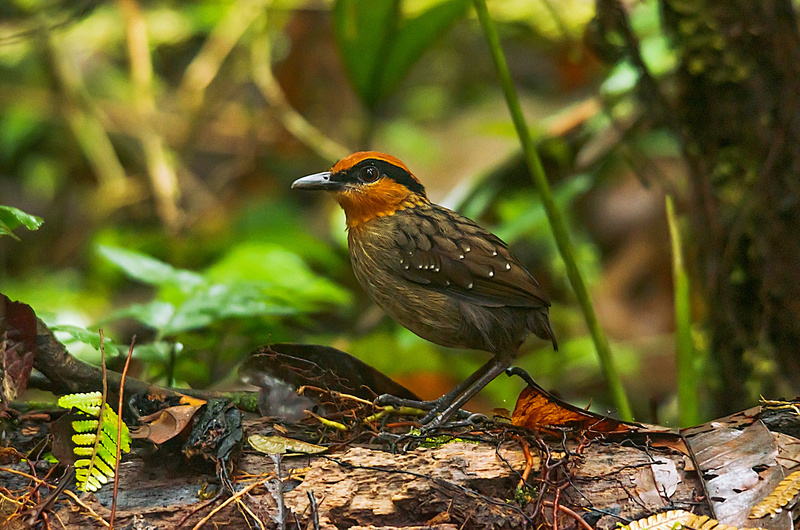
472;0;632;420
666;195;699;427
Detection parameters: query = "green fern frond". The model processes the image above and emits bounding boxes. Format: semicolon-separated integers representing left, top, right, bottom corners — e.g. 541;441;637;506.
57;391;132;492
58;391;103;416
72;419;100;432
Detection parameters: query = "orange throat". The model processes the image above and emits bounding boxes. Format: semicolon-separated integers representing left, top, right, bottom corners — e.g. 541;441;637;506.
336;181;427;229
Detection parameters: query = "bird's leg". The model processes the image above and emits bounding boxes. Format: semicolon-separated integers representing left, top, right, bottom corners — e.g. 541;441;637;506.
421;353;514;428
374;358;495;413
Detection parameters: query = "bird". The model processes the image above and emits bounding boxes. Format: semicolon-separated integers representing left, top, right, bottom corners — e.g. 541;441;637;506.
292;151;557;427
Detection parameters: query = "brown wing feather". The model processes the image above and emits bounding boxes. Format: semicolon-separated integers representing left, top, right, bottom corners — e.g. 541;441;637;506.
394;205;550;309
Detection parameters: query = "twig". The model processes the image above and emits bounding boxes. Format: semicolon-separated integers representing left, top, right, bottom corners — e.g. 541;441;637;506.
305;410;348;431
78;330;110;501
268;453;287;530
190;480;263;530
517;436;534;489
552;485;561;530
307;491;321;530
235;497;265;530
543;501;593;530
175;490;224;528
0;467;54;484
110;335;136;528
62;490;110;528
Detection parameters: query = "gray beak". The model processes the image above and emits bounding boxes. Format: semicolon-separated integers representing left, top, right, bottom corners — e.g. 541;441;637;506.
291;171;340;191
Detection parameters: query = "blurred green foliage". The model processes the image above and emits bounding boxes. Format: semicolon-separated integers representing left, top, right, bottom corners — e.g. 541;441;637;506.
0;0;705;423
334;0;470;108
0;205;43;240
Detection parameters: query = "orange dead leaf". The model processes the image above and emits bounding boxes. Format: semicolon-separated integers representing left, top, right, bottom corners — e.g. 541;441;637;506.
131;404;204;444
510;369;640;437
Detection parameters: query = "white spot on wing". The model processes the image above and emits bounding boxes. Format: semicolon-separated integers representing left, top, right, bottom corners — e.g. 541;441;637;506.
506;263;511;270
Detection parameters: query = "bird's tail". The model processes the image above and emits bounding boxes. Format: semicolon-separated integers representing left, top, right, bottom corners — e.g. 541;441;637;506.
529;308;558;351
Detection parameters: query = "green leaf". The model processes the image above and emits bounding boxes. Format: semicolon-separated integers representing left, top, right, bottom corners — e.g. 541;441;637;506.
495;174;593;244
72;420;100;433
51;325;126;355
205;243;351;310
165;282;296;335
381;0;471;99
333;0;469;107
107;287;295;336
333;0;398;107
0;205;43;240
0;221;19;241
103;301;177;332
58;392;102;415
96;245;204;291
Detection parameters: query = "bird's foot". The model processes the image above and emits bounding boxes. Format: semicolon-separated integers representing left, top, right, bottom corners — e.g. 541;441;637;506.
419;412;489;431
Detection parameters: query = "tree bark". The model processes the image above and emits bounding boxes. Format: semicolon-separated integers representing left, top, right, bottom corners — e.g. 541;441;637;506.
662;0;800;412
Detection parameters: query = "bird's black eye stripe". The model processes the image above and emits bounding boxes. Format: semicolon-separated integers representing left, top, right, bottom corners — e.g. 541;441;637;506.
360;165;380;183
354;159;426;195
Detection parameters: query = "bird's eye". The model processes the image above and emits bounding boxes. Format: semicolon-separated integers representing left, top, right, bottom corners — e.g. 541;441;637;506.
360;166;380;183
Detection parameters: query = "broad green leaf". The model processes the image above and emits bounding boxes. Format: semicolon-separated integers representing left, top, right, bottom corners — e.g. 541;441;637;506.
0;205;43;240
206;243;351;310
51;325;127;356
334;0;469;107
380;0;470;100
125;341;179;363
163;283;297;336
105;286;295;336
333;0;398;107
96;245;204;291
0;221;18;241
102;301;177;332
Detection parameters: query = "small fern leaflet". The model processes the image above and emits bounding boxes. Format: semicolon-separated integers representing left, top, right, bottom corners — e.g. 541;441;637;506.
57;391;132;492
619;509;767;530
749;469;800;519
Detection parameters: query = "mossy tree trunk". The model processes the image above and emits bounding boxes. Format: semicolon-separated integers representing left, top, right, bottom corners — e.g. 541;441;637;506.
656;1;800;412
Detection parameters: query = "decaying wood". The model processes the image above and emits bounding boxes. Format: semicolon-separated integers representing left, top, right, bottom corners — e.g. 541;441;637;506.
23;425;706;529
6;303;800;529
22;408;798;530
